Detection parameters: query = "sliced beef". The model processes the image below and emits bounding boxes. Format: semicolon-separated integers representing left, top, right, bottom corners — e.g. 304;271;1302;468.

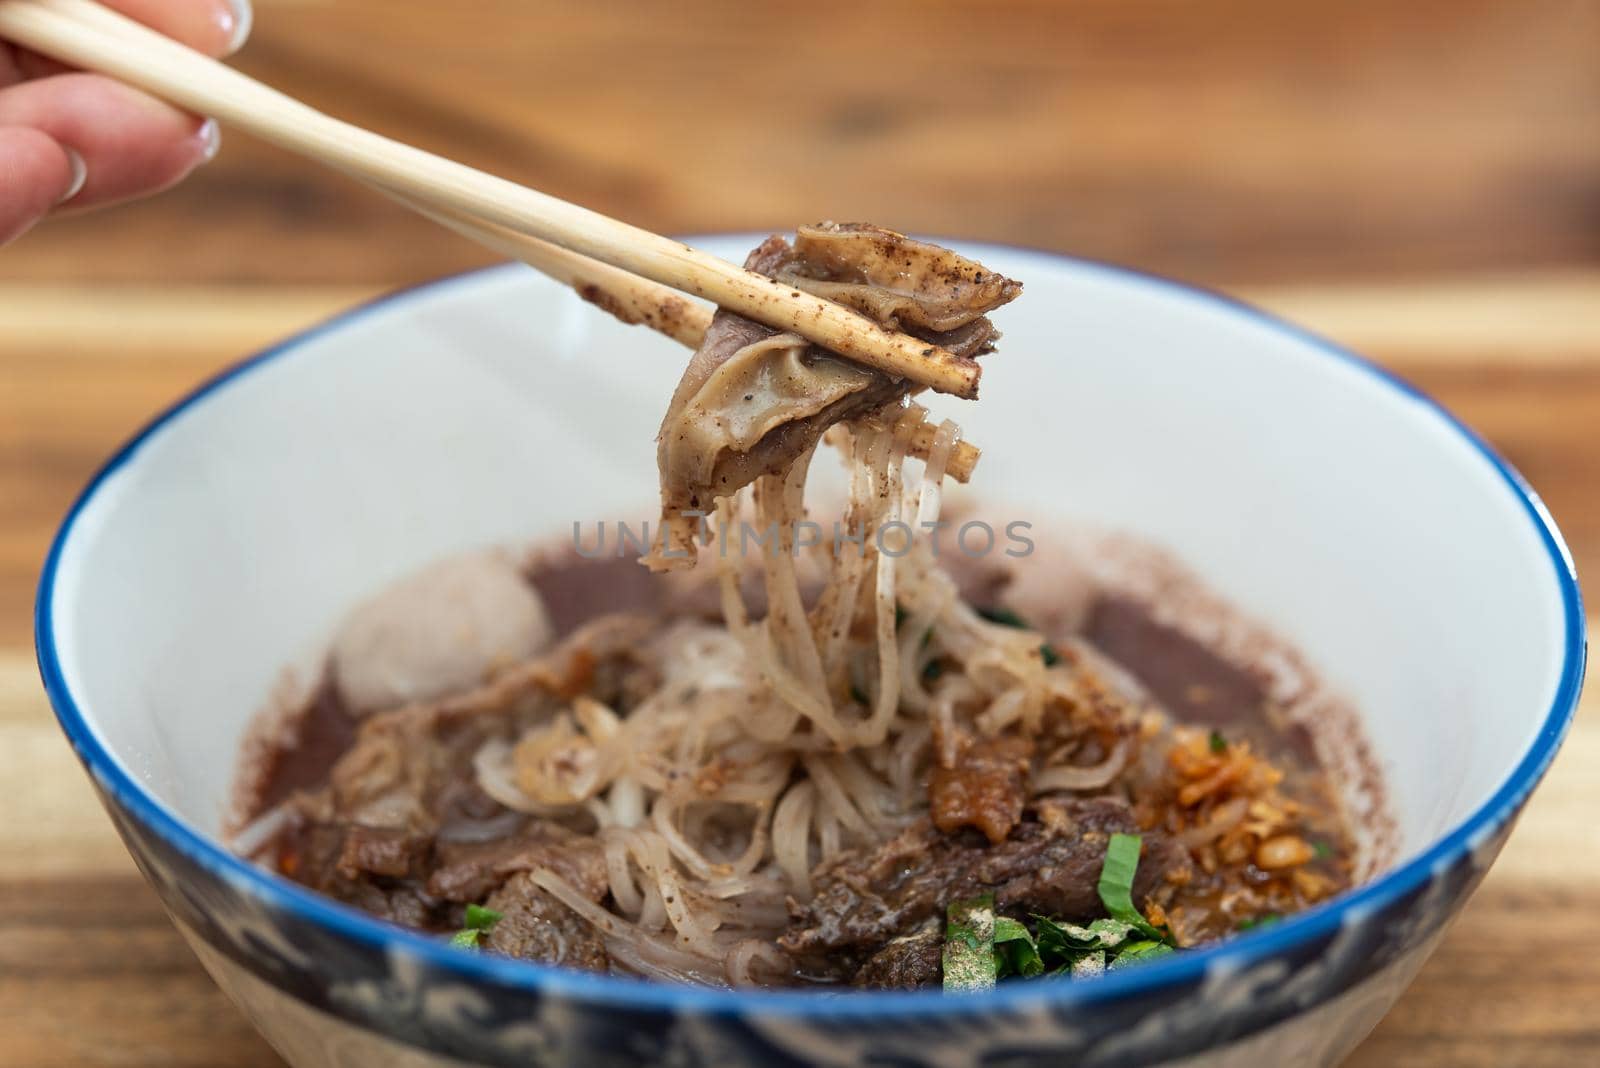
648;225;1020;569
929;735;1033;844
850;917;943;990
336;824;430;880
777;223;1023;335
782;797;1189;965
276;820;439;927
427;824;608;903
482;872;610;972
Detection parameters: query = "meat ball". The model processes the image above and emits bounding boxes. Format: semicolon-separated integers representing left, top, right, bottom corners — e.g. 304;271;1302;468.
332;550;552;713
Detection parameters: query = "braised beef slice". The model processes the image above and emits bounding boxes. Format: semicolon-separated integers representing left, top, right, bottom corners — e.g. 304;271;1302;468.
278;821;438;927
427;826;608;903
782;798;1188;965
279;815;610;936
850;917;943;990
649;225;1019;568
482;872;609;972
336;824;430;880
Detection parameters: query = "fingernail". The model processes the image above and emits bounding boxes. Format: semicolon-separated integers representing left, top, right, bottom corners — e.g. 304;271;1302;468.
58;147;86;205
196;119;222;162
221;0;253;55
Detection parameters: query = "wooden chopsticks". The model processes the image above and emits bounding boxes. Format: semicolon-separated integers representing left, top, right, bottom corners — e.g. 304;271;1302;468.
0;0;980;399
405;203;983;482
0;0;983;479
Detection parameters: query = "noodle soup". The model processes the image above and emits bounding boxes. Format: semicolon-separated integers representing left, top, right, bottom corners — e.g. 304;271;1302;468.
231;227;1379;991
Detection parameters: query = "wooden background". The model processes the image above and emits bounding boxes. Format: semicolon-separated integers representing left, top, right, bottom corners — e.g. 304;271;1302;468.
2;1;1598;1064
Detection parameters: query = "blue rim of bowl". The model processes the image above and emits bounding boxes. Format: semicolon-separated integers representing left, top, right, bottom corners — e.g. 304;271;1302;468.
35;243;1586;1021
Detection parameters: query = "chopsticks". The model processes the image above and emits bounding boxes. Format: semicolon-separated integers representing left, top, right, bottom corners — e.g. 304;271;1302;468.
0;0;981;400
414;203;983;482
0;0;982;480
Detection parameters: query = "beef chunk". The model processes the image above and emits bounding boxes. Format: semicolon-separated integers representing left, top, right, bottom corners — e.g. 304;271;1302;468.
850;918;943;990
336;825;429;879
277;821;438;927
782;797;1189;962
929;735;1032;844
482;873;609;972
427;823;609;903
278;815;608;934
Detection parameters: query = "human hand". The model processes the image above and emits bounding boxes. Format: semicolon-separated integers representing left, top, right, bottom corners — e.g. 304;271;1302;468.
0;0;249;244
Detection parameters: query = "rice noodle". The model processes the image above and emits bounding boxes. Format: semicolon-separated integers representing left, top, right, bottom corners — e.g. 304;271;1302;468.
726;939;793;988
230;802;294;858
1034;739;1130;792
462;382;1191;985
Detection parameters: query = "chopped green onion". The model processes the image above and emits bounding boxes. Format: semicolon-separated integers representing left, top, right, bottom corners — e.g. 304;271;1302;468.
1040;643;1061;667
942;894;999;992
1208;729;1228;754
1097;833;1167;942
448;903;503;950
1237;913;1283;932
1312;840;1333;860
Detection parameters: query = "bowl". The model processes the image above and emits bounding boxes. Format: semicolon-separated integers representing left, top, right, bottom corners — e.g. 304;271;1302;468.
37;239;1584;1067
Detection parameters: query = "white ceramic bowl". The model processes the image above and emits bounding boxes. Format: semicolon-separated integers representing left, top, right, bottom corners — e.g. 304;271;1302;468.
38;240;1584;1067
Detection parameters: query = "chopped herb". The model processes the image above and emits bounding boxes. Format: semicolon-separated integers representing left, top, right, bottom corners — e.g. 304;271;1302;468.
1036;915;1138;953
1108;940;1175;970
1312;840;1333;860
941;835;1181;989
942;894;999;992
1040;643;1061;667
1237;913;1283;932
448;903;503;951
1208;729;1228;754
1097;833;1168;942
978;606;1028;629
1033;914;1070;958
993;916;1044;978
1069;950;1106;978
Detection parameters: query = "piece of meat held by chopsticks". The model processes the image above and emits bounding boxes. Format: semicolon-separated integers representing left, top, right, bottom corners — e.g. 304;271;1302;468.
647;224;1022;571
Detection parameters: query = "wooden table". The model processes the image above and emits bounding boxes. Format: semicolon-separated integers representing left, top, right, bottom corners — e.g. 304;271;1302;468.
2;2;1597;1065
